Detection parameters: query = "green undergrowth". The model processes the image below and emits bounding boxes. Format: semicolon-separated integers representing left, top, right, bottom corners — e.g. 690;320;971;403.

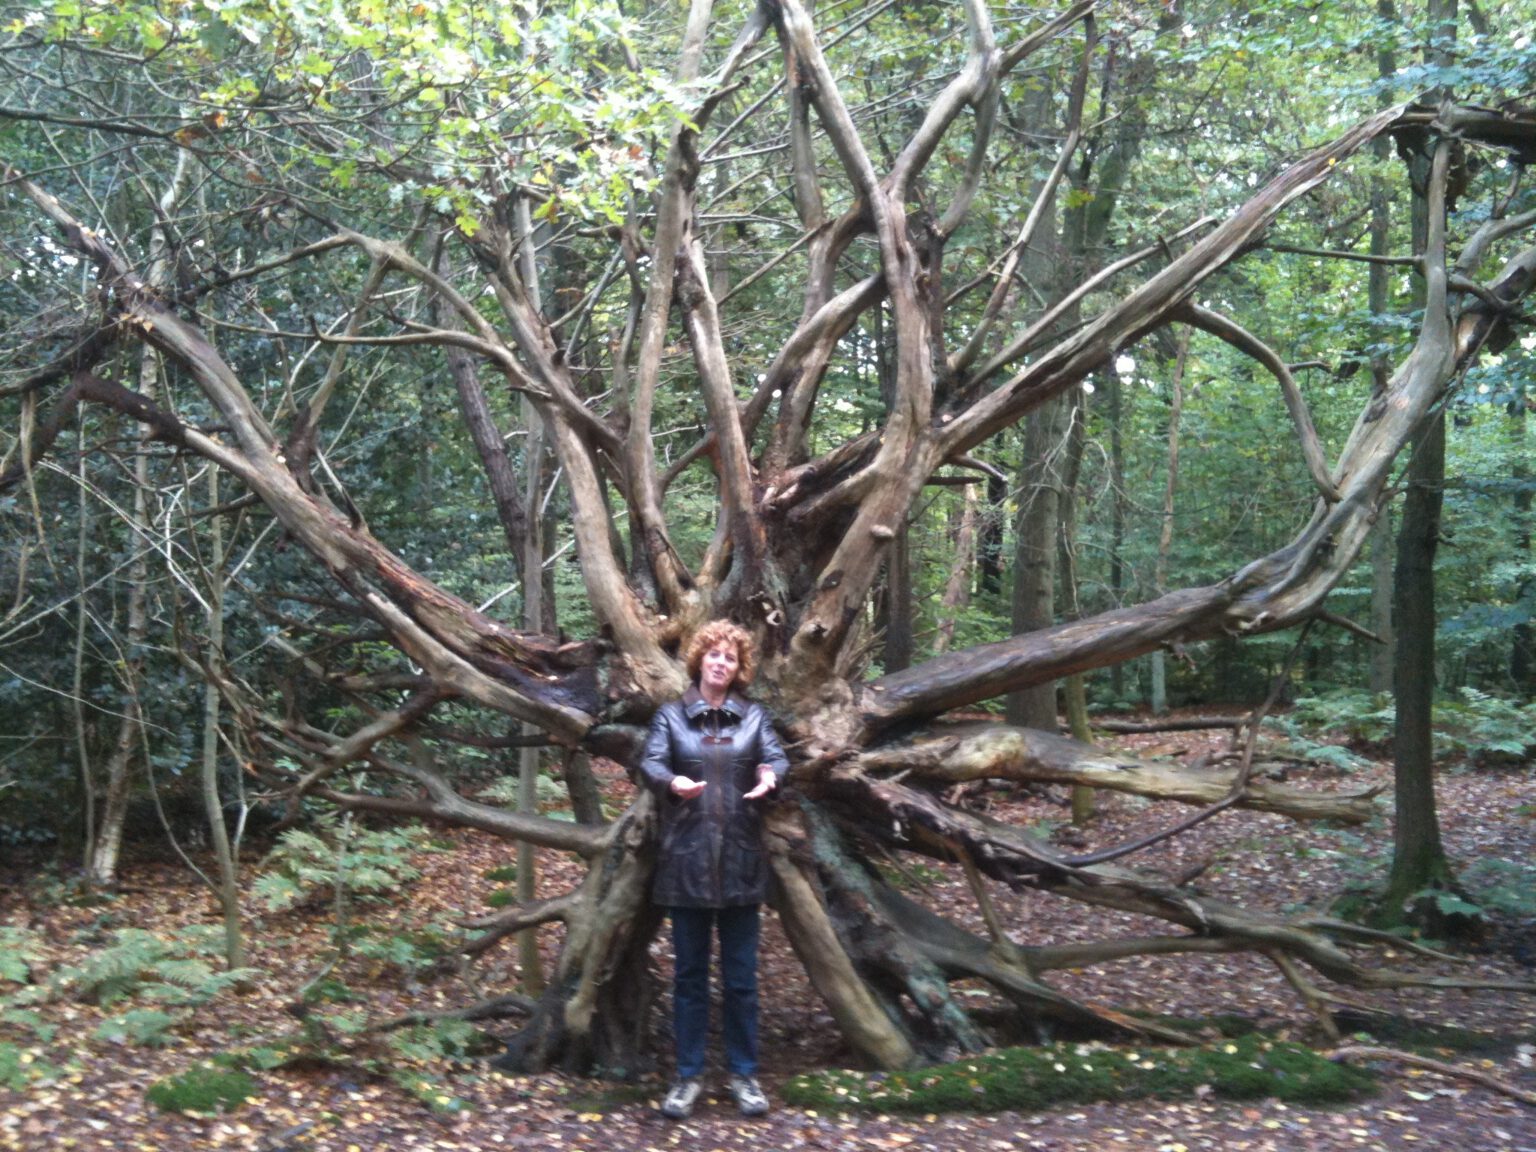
782;1035;1377;1115
146;1062;258;1114
1332;1010;1525;1057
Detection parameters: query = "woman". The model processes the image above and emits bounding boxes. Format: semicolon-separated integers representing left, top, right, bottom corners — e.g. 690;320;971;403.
639;620;789;1119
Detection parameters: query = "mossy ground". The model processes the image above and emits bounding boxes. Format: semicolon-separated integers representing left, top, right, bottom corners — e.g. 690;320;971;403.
782;1035;1377;1115
145;1062;258;1114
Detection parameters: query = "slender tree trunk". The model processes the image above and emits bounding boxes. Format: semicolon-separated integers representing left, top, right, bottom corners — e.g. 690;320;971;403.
1056;390;1094;823
1369;512;1396;693
978;474;1006;599
88;138;192;882
1367;0;1399;696
1006;395;1069;730
1108;372;1127;702
1383;0;1459;922
877;307;914;672
199;465;244;969
73;419;95;869
1150;330;1190;716
516;198;549;995
1509;402;1533;691
933;484;978;655
1385;411;1456;912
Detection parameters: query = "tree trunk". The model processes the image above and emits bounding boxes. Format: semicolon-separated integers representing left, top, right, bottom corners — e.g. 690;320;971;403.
1384;411;1458;916
1367;0;1399;697
88;149;193;883
878;306;914;673
1150;330;1190;716
198;465;245;969
933;484;979;655
977;473;1006;598
1380;0;1462;928
1006;394;1069;730
1056;389;1095;823
1509;401;1533;692
1108;372;1127;702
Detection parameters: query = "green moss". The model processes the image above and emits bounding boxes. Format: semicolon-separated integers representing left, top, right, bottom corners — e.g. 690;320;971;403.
485;887;517;908
1333;1010;1521;1057
782;1036;1376;1115
146;1063;258;1114
482;866;519;883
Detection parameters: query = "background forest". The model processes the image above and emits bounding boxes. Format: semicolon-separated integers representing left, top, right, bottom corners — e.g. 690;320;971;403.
1;0;1535;1143
5;0;1535;881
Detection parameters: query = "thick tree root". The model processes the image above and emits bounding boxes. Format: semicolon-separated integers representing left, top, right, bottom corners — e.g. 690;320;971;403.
817;773;1536;1044
488;797;661;1075
775;800;1183;1058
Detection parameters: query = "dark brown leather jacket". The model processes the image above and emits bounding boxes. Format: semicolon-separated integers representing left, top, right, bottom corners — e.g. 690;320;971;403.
639;686;790;908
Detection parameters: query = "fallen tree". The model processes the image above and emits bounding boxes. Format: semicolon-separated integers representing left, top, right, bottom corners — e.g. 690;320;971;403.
3;0;1535;1075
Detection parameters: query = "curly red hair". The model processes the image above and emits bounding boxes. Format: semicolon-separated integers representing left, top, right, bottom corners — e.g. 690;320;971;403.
683;620;757;689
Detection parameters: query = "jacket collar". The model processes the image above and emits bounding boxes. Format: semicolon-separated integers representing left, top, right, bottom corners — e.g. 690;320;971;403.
683;684;746;720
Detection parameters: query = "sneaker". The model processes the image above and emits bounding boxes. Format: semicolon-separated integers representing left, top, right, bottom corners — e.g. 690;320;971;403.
728;1074;769;1116
660;1077;702;1119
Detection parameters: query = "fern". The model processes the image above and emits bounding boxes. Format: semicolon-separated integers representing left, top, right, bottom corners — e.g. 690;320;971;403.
0;1008;55;1042
0;928;40;984
46;926;256;1014
477;771;569;813
255;819;438;912
1461;858;1536;918
0;1042;60;1091
63;928;174;1006
96;1008;182;1047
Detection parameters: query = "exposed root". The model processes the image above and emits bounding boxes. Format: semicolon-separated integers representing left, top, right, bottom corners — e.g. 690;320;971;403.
459;893;577;957
375;993;535;1032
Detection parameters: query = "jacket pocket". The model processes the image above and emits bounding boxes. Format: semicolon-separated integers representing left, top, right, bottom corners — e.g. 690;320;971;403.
721;824;765;899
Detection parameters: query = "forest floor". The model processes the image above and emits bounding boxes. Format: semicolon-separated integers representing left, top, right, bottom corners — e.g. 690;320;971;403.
3;716;1536;1151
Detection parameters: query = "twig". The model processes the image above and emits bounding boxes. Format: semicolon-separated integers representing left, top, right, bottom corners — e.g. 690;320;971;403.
1330;1045;1536;1107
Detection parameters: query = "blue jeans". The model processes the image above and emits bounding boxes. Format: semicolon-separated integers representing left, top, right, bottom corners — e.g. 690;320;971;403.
669;904;761;1079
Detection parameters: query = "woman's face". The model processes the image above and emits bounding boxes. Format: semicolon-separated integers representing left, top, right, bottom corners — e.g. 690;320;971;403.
699;641;740;696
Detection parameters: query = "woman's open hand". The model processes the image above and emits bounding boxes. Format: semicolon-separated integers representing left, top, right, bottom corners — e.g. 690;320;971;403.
670;775;706;800
743;765;777;801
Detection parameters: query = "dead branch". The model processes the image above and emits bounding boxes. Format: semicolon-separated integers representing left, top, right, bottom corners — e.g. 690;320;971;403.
1330;1045;1536;1107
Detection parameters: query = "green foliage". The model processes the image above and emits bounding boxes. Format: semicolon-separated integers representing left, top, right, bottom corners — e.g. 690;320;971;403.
36;925;255;1010
1455;858;1536;920
254;818;439;912
0;927;41;984
145;1062;257;1114
0;1007;55;1043
384;1020;491;1112
1264;720;1372;774
352;925;452;977
782;1035;1376;1114
0;1042;60;1091
1283;692;1396;747
386;1018;484;1062
1434;688;1536;764
0;924;253;1061
1283;687;1536;766
95;1008;182;1047
476;771;568;812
